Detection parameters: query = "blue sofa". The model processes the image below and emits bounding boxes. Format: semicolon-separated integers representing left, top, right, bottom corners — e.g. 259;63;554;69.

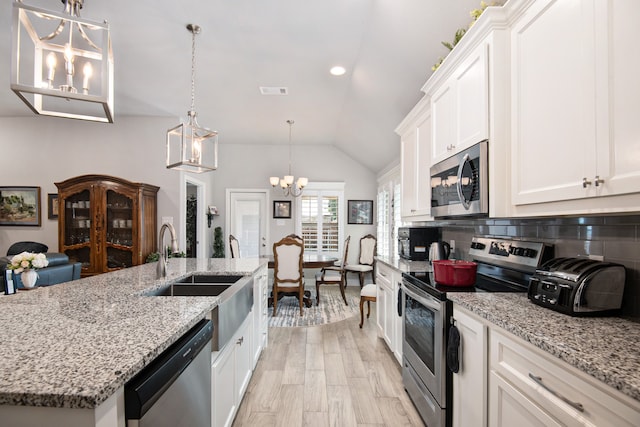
0;242;82;291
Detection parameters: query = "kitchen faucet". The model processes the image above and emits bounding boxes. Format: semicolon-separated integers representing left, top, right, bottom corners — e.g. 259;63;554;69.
157;223;179;279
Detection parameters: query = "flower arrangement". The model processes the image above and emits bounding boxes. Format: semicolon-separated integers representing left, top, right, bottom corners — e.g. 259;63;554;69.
7;251;49;274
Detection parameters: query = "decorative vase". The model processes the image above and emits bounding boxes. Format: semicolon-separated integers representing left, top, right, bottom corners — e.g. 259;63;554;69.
21;270;38;289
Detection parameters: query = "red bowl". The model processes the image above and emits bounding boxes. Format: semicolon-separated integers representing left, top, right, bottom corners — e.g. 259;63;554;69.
432;260;477;287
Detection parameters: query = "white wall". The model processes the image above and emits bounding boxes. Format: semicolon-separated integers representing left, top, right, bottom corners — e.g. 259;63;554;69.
0;115;184;255
0;117;378;262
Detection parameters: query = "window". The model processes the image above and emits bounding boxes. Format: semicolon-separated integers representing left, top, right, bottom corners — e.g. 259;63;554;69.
296;183;344;256
376;166;402;258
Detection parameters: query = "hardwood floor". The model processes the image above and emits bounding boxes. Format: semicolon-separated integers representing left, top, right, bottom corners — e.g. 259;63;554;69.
232;306;425;427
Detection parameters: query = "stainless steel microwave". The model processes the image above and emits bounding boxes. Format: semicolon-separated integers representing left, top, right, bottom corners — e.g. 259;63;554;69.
430;140;488;218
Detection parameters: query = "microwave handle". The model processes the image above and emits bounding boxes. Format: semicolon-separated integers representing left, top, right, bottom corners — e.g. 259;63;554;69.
456;152;471;210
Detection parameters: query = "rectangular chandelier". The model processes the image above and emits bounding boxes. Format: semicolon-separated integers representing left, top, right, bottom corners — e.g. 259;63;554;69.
11;1;114;123
166;112;219;173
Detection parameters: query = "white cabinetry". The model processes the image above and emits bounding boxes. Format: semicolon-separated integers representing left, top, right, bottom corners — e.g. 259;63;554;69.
375;262;402;364
489;328;640;427
399;100;432;220
511;0;640;215
431;42;489;163
252;265;268;368
452;304;487;427
212;312;253;427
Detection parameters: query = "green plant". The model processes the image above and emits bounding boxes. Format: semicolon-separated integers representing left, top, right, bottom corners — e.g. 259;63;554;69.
212;226;225;258
432;1;504;72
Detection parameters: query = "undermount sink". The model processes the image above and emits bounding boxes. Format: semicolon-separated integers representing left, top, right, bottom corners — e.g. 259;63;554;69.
149;273;253;351
157;275;244;296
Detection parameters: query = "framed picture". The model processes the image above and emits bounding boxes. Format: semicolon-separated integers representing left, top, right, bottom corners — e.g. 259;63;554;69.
273;200;291;219
48;193;59;220
0;186;41;226
348;200;373;225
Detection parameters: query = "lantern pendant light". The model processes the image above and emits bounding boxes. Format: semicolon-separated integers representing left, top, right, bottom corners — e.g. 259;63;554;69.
166;24;218;173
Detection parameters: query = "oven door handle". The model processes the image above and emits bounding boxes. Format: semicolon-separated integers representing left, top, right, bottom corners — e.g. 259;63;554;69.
402;281;442;312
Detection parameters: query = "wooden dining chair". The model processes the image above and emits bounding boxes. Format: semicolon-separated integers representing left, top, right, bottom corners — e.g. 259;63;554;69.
315;236;350;306
229;234;240;258
359;283;377;328
272;236;305;316
345;234;377;288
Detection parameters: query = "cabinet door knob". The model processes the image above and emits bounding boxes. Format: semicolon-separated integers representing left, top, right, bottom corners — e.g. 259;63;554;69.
582;177;592;188
594;176;604;187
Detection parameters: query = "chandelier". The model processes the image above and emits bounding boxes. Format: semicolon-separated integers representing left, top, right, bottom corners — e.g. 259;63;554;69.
11;0;114;123
270;120;308;197
166;24;218;173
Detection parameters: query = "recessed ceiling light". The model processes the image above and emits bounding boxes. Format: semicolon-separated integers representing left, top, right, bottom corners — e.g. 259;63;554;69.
330;66;346;76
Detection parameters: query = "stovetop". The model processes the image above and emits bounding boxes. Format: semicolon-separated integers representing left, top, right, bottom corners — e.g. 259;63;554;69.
402;237;554;301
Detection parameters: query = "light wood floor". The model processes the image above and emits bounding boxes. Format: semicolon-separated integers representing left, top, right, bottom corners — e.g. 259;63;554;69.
232;305;425;427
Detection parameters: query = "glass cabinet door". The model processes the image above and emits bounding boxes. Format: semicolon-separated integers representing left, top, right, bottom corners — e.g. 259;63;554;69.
105;190;134;269
62;189;92;272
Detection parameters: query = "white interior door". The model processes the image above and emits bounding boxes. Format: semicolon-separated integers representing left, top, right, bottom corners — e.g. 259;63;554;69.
226;190;268;257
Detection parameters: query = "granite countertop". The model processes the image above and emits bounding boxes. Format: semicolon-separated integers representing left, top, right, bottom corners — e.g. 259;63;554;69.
0;257;266;409
449;292;640;403
375;255;431;274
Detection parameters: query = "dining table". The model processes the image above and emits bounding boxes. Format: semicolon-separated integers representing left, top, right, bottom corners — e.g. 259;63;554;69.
264;253;338;307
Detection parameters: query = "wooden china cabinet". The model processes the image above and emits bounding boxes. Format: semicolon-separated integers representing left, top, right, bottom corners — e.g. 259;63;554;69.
55;175;159;277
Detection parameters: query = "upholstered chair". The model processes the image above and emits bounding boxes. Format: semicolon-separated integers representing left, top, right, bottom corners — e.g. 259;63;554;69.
272;237;305;316
345;234;377;288
229;235;240;258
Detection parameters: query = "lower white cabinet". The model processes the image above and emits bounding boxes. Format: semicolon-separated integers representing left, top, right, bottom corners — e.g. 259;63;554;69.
453;303;640;427
252;265;268;368
375;262;403;364
489;329;640;427
212;312;253;427
451;305;487;427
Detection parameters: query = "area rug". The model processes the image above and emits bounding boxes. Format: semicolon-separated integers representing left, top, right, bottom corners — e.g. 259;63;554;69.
269;285;361;327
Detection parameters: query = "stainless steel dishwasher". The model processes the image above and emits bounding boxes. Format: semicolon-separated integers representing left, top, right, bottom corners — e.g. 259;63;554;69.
125;319;213;427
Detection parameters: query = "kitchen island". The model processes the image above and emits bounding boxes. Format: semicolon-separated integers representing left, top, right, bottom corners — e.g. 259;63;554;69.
0;257;267;426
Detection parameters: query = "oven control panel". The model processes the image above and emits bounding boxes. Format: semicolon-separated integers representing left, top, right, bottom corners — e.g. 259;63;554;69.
469;237;552;271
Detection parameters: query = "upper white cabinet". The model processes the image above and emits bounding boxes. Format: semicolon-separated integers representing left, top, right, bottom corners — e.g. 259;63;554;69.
432;42;489;163
398;100;433;220
511;0;640;214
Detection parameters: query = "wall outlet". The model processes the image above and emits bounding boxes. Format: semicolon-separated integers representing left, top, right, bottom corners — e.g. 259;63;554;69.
450;240;456;251
161;216;173;225
588;254;604;261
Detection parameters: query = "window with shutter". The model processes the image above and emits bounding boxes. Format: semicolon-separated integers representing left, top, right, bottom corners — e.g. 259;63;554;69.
297;183;344;257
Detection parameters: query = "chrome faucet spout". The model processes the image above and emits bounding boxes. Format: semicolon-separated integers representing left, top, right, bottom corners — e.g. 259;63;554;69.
157;223;179;278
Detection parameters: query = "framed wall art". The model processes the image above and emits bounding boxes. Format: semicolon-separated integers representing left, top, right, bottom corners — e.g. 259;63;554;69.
0;186;41;226
348;200;373;225
273;200;291;219
48;193;59;220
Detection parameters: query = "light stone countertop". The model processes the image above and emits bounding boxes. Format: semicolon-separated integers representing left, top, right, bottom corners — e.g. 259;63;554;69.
375;255;431;273
0;257;267;409
448;292;640;403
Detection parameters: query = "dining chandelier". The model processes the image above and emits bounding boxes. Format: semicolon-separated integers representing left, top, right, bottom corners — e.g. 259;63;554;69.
11;0;114;123
270;120;308;197
166;24;218;173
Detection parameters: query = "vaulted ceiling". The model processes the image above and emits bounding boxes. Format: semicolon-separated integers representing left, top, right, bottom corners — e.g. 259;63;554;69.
0;0;481;172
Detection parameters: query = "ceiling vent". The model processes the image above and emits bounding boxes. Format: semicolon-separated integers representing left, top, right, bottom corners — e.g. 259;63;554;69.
259;86;288;95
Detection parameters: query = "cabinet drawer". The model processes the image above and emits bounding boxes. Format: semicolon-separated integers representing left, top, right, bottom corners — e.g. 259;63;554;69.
490;330;640;427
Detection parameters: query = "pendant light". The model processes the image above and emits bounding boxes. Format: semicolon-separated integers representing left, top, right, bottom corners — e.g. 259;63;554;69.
269;120;308;197
11;0;114;123
166;24;218;173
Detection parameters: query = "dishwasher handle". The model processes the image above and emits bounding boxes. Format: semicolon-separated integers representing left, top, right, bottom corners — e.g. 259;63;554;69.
125;319;213;418
397;285;403;317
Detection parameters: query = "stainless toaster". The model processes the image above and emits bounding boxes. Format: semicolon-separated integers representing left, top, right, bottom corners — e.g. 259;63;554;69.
528;257;626;316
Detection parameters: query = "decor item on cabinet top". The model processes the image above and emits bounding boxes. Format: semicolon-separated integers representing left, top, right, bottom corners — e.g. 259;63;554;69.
11;0;114;123
269;120;308;198
7;251;49;289
167;24;218;173
432;1;505;71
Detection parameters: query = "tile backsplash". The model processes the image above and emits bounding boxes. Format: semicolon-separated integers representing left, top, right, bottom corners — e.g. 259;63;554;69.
424;215;640;319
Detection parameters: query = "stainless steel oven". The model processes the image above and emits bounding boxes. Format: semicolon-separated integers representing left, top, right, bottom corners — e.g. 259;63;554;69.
402;275;450;427
430;140;488;218
401;237;554;427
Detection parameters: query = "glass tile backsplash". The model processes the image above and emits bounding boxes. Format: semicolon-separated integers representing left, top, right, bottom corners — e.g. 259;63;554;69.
424;215;640;320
